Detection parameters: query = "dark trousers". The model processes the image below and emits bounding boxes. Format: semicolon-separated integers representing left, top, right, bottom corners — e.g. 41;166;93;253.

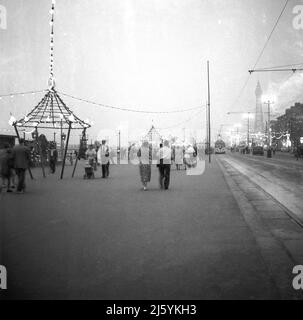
49;159;56;173
102;163;109;178
15;168;26;192
159;164;171;189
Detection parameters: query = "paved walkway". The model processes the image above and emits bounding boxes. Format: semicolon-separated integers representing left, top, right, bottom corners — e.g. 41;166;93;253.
0;160;300;299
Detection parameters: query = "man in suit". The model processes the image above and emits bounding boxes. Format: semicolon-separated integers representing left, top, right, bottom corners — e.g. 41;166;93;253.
12;139;31;193
158;140;172;190
48;143;58;174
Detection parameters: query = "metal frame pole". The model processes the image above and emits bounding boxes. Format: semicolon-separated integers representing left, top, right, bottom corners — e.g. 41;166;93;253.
118;130;121;164
60;119;64;160
60;122;71;179
13;124;20;141
35;127;46;178
263;101;274;148
247;116;250;146
13;124;34;180
207;61;211;163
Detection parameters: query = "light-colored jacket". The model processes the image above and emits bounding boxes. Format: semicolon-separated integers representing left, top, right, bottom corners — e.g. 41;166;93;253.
158;146;172;165
97;144;109;165
86;149;96;161
137;146;151;165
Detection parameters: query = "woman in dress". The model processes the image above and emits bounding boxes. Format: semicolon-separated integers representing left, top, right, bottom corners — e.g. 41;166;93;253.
137;141;152;191
174;144;184;170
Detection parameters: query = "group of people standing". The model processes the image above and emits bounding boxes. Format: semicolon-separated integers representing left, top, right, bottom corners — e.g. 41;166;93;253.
0;139;31;193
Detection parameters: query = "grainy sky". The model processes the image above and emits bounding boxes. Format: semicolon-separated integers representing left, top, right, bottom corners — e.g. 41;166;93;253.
1;0;303;144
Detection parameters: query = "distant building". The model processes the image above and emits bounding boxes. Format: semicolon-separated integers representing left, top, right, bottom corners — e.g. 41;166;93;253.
271;102;303;148
254;81;264;134
0;134;17;149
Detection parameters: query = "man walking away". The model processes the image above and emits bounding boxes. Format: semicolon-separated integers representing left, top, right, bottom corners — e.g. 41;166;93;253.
12;139;31;193
48;143;58;174
98;140;110;178
158;140;172;190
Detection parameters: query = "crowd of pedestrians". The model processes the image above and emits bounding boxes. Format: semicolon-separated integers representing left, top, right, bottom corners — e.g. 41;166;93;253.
0;138;199;193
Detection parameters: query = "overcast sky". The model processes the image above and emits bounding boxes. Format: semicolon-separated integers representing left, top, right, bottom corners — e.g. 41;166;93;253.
1;0;303;144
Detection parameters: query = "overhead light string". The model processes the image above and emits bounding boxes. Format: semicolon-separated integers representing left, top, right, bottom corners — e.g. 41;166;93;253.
58;91;204;114
49;0;56;89
0;90;46;99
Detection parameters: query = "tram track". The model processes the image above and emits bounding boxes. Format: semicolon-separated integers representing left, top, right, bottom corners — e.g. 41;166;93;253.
216;155;303;230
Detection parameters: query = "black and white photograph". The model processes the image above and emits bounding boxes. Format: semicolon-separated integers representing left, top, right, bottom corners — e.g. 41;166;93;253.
0;0;303;305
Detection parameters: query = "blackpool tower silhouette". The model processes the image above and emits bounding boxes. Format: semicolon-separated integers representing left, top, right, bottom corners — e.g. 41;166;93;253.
254;81;264;133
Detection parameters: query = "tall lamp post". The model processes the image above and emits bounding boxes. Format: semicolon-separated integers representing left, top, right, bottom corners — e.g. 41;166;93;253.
262;96;275;158
207;61;211;163
118;130;121;164
263;99;275;148
227;112;254;149
242;113;254;148
234;123;242;146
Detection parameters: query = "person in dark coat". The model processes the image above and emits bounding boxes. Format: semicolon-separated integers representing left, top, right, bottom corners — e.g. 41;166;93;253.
0;143;14;192
48;143;58;173
12;139;31;193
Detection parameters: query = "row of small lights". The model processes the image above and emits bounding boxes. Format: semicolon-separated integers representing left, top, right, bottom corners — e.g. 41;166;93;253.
0;91;45;100
8;113;93;126
2;1;90;132
1;0;55;98
49;0;56;81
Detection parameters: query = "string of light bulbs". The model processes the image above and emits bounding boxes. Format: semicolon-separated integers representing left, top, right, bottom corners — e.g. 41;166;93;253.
2;0;202;119
49;0;56;86
0;90;46;99
58;91;204;114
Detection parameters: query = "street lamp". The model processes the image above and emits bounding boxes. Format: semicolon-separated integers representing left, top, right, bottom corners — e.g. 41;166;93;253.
242;113;254;147
117;129;121;164
262;95;275;148
234;123;242;146
8;115;16;126
68;114;75;123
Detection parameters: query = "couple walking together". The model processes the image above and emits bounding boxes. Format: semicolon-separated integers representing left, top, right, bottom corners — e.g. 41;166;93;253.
1;139;31;193
137;140;171;191
86;140;110;178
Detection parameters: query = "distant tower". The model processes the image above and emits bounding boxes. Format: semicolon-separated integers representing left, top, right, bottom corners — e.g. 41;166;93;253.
254;81;264;133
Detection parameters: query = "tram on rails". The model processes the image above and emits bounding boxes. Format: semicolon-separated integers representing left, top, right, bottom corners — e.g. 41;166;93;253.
214;139;226;154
